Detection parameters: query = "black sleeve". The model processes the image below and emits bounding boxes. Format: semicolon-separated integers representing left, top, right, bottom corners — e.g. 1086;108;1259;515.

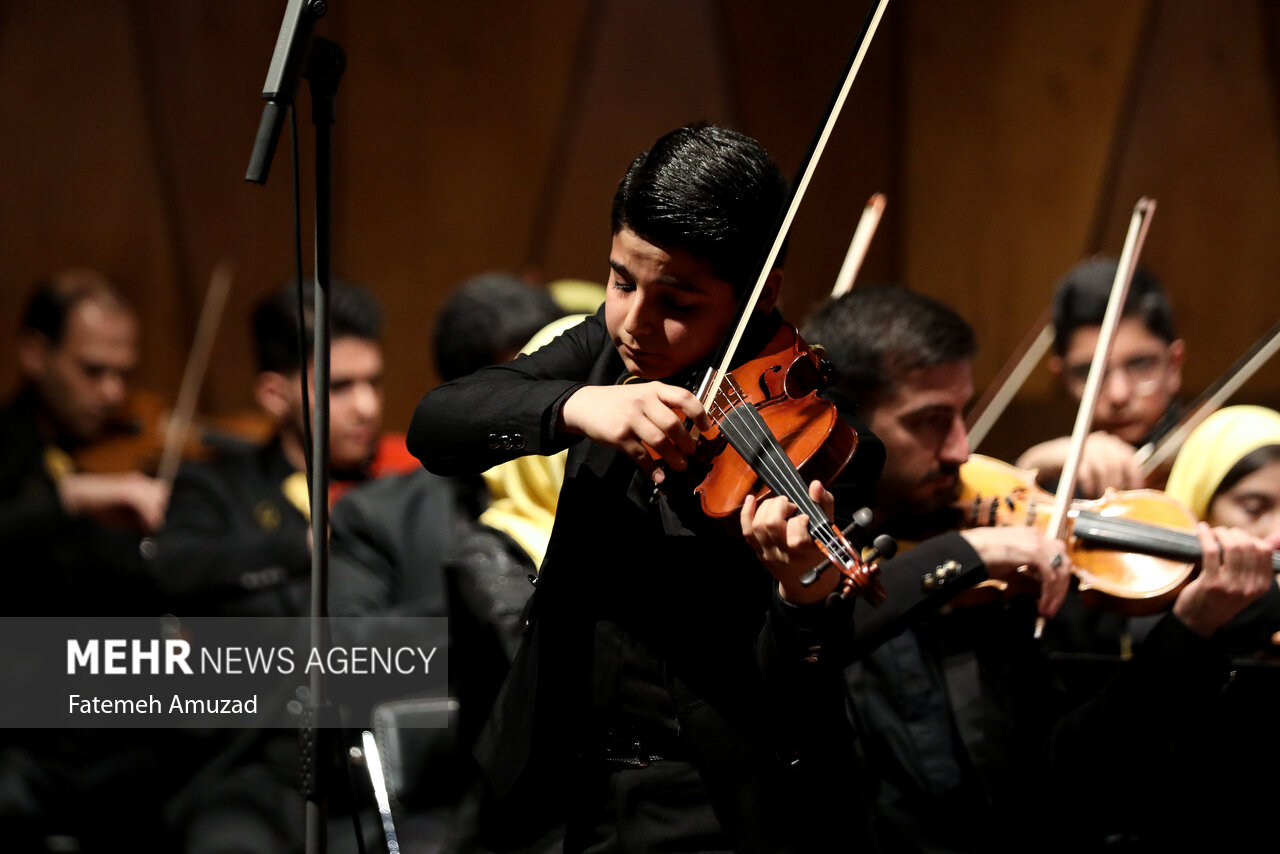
328;471;464;618
847;531;988;657
408;312;602;476
328;486;399;618
155;462;309;599
1045;612;1231;820
445;527;538;665
0;487;66;547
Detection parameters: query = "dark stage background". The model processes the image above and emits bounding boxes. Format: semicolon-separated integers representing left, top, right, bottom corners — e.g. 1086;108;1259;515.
3;0;1279;462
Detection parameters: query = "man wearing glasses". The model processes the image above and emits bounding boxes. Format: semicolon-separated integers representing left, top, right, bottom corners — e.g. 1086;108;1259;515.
1016;257;1185;496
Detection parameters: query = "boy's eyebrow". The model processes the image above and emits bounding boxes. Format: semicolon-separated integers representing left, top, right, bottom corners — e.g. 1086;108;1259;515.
608;259;701;293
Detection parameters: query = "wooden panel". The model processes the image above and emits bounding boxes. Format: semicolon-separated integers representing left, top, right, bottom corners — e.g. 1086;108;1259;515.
530;0;735;291
903;0;1152;402
1098;0;1280;403
719;0;900;325
2;0;1279;461
0;0;186;397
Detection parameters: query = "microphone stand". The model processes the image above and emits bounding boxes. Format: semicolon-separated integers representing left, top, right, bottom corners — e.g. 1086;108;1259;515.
245;4;348;852
299;35;346;854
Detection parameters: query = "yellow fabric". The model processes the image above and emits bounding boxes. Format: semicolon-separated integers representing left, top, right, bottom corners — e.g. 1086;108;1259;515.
548;279;606;315
476;312;589;570
520;312;589;354
43;446;77;482
480;451;566;569
1165;405;1280;520
281;470;311;523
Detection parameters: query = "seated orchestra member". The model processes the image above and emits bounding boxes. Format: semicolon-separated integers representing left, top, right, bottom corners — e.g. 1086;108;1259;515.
409;123;890;853
1047;409;1280;850
327;273;570;853
156;278;396;854
1017;257;1185;497
1142;404;1280;846
157;277;391;617
1165;404;1280;542
1;269;168;612
0;269;172;851
1012;259;1187;665
791;285;1072;853
792;287;1277;853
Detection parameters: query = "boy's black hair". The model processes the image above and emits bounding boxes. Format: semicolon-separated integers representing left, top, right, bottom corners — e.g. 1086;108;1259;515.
611;123;788;296
433;273;566;381
802;285;977;410
1051;257;1176;356
252;278;382;375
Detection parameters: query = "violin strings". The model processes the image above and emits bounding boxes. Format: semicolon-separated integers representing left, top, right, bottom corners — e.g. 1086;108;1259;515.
707;380;857;568
1079;513;1280;571
969;501;1280;572
711;382;823;521
1072;512;1201;558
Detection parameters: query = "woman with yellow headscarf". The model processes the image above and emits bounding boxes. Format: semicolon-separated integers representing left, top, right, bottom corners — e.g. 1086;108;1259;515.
1165;404;1280;538
1049;410;1280;850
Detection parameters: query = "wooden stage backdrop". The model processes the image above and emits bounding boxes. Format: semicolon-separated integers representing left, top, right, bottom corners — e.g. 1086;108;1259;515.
2;0;1278;463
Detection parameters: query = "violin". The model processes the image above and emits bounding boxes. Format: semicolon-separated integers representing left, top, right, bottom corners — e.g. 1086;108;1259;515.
74;262;242;483
71;389;214;476
949;453;1280;616
687;323;856;518
647;318;890;603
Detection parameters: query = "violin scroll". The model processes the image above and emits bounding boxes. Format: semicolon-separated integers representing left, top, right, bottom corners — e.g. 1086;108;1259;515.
797;505;895;607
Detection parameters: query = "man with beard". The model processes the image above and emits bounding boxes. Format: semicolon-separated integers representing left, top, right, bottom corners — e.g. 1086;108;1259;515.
783;285;1274;853
792;285;1073;853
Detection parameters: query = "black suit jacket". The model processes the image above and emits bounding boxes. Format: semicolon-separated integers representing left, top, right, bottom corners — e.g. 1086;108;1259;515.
0;390;156;615
409;308;888;852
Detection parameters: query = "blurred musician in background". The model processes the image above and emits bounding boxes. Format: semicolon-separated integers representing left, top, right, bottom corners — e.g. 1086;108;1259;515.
156;277;392;854
0;269;171;850
328;272;575;853
0;269;167;612
1017;258;1184;496
157;277;388;618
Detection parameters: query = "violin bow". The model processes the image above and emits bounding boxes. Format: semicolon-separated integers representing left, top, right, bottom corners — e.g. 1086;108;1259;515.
1038;197;1156;637
155;261;235;487
965;307;1054;451
710;0;891;388
830;192;886;297
696;0;892;597
1136;316;1280;477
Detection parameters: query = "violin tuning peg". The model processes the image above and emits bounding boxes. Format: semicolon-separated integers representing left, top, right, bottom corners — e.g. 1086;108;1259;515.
800;562;828;587
839;507;876;539
871;533;897;560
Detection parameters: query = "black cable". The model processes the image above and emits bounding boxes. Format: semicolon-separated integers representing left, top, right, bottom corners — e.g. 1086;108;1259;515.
290;104;314;486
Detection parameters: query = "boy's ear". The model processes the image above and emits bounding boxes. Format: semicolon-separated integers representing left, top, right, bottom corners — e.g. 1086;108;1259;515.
1047;354;1063;378
754;269;784;314
254;371;293;421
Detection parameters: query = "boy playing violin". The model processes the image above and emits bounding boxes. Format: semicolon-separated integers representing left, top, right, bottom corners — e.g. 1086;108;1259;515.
409;124;885;852
1017;258;1185;496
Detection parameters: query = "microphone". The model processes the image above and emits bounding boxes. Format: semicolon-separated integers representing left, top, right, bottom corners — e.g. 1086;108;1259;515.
245;0;326;184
